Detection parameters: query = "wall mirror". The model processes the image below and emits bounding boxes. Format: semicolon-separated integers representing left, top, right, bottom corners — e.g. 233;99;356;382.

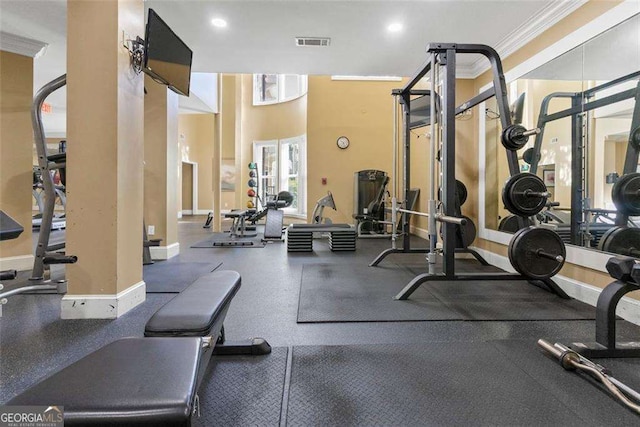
479;5;640;272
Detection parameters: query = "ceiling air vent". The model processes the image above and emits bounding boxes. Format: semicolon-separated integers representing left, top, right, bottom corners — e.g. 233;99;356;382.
295;37;330;47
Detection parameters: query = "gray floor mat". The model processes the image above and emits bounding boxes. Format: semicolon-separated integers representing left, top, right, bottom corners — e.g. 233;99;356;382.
425;279;596;320
297;264;462;322
143;261;222;293
191;232;266;248
285;343;631;426
491;339;640;426
193;348;288;427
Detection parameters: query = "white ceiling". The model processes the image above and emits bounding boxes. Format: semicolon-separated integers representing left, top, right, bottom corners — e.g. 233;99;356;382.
145;0;555;76
0;0;584;135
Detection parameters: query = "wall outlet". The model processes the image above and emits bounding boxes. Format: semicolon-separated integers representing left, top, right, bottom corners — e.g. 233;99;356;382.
551;137;559;144
148;225;155;235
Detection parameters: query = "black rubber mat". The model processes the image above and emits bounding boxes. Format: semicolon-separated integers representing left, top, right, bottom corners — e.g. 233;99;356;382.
426;279;596;320
143;261;222;293
286;342;636;426
193;348;287;427
298;263;596;322
191;233;266;248
491;340;640;426
297;264;462;322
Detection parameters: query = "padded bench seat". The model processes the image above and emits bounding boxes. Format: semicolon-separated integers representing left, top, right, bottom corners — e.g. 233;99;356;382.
7;337;204;426
145;270;241;338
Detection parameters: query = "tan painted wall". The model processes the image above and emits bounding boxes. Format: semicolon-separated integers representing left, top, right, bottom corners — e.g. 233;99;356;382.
238;74;307;211
306;77;397;223
178;114;216;213
0;51;33;261
66;0;144;294
306;77;476;230
144;75;179;245
182;163;193;210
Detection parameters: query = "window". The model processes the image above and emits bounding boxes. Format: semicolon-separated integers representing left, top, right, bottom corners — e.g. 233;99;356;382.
253;135;307;216
253;74;308;105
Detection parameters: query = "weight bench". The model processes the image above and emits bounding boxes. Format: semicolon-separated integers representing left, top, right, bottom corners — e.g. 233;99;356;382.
224;210;257;238
7;270;270;426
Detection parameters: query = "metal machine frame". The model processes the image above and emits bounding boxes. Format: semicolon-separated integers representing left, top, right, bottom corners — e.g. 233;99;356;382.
528;71;640;246
371;43;568;301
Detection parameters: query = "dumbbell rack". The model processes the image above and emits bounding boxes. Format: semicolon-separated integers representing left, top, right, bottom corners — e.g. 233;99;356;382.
383;43;569;301
247;163;259;213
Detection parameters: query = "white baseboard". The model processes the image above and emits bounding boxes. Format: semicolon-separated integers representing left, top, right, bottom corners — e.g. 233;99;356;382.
472;247;640;326
182;210;193;215
149;242;180;260
195;209;210;215
0;254;34;272
61;281;146;319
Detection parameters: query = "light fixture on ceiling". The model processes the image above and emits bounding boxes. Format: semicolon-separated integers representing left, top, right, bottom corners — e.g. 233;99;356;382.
387;22;403;33
211;18;228;28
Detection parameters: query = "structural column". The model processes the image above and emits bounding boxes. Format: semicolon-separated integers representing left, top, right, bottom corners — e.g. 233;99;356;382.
63;0;145;318
0;49;36;271
144;75;179;258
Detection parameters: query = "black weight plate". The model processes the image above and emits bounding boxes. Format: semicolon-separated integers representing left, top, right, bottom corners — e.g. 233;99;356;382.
522;148;540;165
612;173;640;216
501;176;518;216
501;124;528;151
438;180;468;207
457;215;476;248
498;215;534;233
456;181;468;206
601;227;640;258
504;173;548;216
631;126;640;150
508;226;566;279
438;216;476;248
597;226;618;252
249;170;257;178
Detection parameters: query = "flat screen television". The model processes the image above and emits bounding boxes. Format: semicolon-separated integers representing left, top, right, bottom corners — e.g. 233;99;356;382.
144;8;193;96
510;92;525;125
409;94;441;129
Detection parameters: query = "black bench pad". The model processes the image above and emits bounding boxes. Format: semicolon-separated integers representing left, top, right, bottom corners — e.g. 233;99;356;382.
8;337;203;426
145;270;241;337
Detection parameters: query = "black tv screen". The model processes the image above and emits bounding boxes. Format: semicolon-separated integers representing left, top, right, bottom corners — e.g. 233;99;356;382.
144;9;193;96
510;92;525;125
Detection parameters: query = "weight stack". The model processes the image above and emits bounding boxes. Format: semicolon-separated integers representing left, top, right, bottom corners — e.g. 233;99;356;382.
287;229;313;252
328;229;357;252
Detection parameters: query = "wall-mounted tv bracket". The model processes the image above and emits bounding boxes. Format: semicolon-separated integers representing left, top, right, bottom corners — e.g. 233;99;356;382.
124;36;145;74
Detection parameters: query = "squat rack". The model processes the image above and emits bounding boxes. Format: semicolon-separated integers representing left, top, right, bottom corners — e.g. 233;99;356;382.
374;43;568;301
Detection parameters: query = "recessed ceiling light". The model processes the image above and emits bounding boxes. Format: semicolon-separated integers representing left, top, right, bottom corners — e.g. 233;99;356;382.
211;18;228;28
387;22;403;33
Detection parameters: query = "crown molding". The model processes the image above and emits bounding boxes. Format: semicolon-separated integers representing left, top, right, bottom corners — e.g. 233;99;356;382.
467;0;587;78
0;32;48;58
454;63;477;79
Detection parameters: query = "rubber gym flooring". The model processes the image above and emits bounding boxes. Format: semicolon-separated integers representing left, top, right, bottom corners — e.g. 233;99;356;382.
2;216;640;425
